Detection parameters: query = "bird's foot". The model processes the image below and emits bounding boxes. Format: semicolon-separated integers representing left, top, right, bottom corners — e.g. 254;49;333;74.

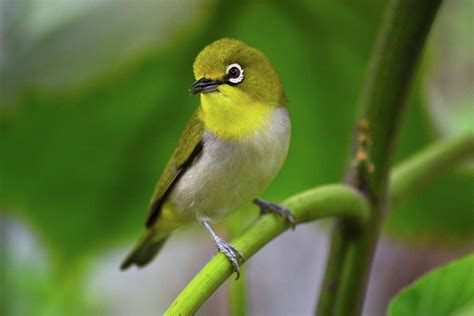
254;198;296;230
202;220;245;280
215;237;245;280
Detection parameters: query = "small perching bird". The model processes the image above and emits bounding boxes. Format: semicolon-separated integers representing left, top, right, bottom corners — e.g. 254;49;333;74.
121;38;293;278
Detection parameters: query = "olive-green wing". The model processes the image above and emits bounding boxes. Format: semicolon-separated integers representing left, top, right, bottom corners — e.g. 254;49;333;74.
145;110;204;228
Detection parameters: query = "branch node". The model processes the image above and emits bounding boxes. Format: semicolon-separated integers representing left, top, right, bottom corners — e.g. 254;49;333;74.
350;118;374;190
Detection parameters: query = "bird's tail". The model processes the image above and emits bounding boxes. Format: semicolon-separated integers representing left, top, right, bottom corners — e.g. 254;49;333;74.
120;230;169;270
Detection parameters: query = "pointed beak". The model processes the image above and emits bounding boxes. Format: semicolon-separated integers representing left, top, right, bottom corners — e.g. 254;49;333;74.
189;77;221;95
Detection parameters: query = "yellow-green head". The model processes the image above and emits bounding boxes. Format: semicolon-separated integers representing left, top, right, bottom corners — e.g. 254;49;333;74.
189;38;287;139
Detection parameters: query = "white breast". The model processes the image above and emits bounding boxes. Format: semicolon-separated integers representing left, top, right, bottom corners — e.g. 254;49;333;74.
169;107;291;221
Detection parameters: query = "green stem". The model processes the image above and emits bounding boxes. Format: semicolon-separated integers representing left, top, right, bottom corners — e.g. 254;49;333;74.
164;184;369;316
316;0;443;315
390;134;474;207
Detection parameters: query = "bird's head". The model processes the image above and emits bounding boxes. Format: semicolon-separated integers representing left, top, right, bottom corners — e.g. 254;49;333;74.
190;38;287;107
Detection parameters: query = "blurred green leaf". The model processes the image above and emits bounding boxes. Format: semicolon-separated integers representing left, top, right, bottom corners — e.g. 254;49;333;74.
388;253;474;316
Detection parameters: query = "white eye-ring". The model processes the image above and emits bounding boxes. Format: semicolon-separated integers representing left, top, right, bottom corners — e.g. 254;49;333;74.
226;63;244;84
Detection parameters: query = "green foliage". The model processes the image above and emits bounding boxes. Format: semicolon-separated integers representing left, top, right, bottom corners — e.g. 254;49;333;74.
388;254;474;316
0;0;472;313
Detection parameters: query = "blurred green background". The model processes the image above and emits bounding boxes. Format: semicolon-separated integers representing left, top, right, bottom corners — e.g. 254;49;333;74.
0;0;472;315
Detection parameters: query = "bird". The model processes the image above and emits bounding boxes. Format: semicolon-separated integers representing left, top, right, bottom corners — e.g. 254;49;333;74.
120;38;293;278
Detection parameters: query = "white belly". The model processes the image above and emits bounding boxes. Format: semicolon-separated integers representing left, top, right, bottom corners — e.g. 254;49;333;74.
169;107;291;221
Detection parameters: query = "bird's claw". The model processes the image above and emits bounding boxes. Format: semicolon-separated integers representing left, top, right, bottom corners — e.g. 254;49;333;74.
215;238;245;280
256;199;296;230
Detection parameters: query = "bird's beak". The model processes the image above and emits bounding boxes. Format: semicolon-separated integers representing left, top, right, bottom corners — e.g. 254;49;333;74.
189;78;221;95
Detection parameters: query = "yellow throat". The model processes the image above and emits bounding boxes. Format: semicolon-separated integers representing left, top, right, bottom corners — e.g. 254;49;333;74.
199;85;273;140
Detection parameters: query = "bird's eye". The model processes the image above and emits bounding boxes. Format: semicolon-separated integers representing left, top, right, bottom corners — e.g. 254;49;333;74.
228;67;240;78
226;63;244;84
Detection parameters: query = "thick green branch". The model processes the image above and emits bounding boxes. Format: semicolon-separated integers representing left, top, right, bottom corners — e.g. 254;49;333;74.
317;0;443;314
164;184;368;316
347;0;443;196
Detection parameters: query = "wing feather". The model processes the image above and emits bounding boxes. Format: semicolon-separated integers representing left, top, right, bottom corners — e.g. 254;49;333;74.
145;110;204;228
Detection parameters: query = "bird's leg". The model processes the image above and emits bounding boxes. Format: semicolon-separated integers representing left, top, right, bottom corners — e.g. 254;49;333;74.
253;197;296;230
202;220;245;280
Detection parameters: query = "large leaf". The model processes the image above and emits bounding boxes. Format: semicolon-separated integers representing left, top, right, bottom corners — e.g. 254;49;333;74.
388;253;474;316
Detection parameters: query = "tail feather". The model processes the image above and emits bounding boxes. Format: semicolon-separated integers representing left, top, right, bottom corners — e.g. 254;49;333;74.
120;230;168;270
